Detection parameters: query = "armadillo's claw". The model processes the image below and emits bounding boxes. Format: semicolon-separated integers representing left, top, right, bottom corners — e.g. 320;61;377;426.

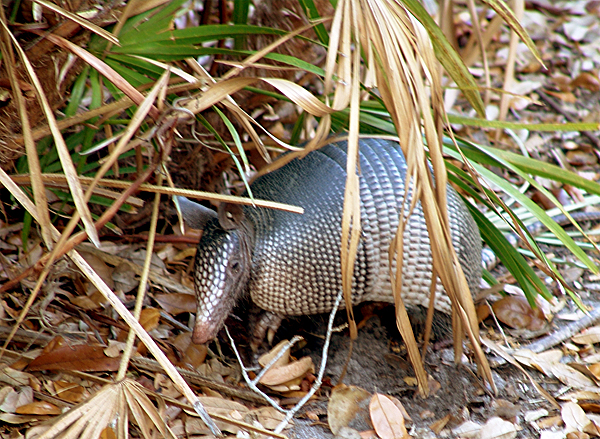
267;328;276;346
250;312;284;351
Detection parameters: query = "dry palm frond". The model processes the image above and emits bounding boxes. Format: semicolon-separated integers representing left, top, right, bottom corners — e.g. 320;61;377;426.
28;379;176;439
314;0;493;395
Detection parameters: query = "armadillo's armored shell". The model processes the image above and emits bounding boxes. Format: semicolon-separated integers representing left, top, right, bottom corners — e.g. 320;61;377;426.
242;138;482;316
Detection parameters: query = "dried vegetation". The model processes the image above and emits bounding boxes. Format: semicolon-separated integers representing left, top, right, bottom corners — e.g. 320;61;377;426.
2;0;600;438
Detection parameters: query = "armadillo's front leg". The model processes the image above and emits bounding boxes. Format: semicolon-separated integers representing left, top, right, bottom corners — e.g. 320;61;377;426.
250;311;284;351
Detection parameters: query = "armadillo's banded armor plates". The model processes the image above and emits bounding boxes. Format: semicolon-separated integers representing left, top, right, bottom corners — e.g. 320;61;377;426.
243;138;482;316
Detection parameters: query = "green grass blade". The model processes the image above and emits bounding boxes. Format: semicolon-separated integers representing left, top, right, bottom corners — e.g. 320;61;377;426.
298;0;329;44
232;0;250;49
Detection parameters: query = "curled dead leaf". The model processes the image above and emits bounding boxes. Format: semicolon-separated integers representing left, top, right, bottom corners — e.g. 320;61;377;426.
492;296;546;331
258;340;292;369
259;356;314;387
54;380;86;403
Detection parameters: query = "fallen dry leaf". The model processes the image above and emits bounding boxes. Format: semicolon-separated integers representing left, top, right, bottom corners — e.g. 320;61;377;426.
27;344;121;372
478;416;517;439
16;401;61;415
0;364;36;386
430;414;451;434
53;380;86;403
570;72;600;92
551;363;596;389
246;406;289;430
258;340;292;369
572;326;600;345
328;384;372;435
562;401;592;433
139;307;160;331
259;356;314;387
154;293;196;315
451;420;481;438
0;386;33;413
492;295;546;331
369;393;409;439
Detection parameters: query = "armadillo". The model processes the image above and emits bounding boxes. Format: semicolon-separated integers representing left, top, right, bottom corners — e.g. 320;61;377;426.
179;137;482;344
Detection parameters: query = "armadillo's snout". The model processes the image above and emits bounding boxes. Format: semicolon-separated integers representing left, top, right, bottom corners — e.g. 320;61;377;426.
192;316;223;344
192;227;249;344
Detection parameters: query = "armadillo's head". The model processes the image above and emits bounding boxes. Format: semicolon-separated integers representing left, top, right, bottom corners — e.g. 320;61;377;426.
192;220;251;344
176;197;253;344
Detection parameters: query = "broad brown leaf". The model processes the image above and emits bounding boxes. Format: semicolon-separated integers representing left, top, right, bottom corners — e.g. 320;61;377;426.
27;345;120;372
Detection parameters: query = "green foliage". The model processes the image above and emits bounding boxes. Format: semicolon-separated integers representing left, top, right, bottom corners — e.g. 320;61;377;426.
19;0;598;308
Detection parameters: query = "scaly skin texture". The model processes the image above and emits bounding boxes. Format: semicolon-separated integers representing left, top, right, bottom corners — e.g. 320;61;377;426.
185;138;482;344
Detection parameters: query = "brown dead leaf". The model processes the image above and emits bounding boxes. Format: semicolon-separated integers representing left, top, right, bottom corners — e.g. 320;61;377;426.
53;380;86;403
579;403;600;414
551;74;574;92
259;356;314;387
78;250;115;290
154;374;182;399
536;414;564;429
0;386;33;413
154;293;196;314
571;72;600;92
430;414;451;434
185;342;207;369
369;393;409;439
70;295;102;310
171;332;207;369
246;406;289;430
566;150;598;167
258;340;293;368
27;344;120;372
492;296;546;331
104;341;127;358
16;400;61;415
139;307;160;331
328;384;372;435
572;327;600;345
477;303;491;322
99;426;117;439
0;365;34;386
551;363;596;389
545;89;577;103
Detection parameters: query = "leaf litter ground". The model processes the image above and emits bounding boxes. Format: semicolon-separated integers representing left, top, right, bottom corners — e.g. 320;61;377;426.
5;1;600;438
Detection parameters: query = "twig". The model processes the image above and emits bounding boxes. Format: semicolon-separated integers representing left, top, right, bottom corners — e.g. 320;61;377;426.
225;326;292;412
274;289;344;434
251;336;305;387
226;289;344;434
525;305;600;353
130;356;266;405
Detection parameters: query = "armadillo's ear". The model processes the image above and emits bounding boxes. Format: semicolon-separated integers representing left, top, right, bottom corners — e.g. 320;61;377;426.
218;203;245;231
176;196;217;230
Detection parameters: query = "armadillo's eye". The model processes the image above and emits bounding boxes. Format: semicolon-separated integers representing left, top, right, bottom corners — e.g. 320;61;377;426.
230;261;240;273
